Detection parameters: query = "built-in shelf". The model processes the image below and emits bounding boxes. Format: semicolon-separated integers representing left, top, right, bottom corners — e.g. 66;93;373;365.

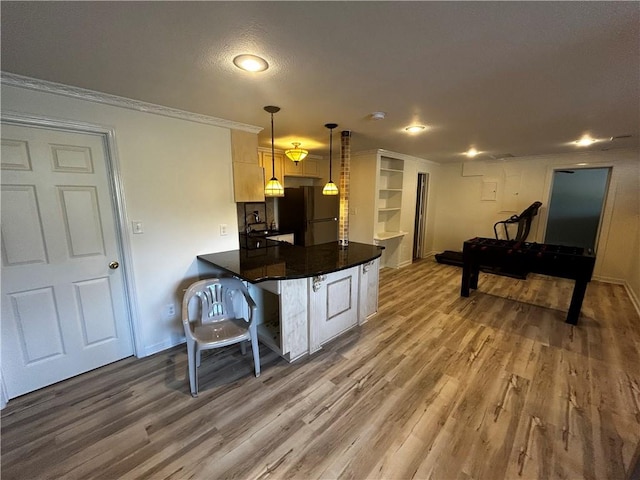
374;231;407;241
257;320;283;358
350;151;406;269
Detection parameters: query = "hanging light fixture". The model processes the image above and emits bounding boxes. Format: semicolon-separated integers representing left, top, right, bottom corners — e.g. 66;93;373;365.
285;142;308;165
264;106;284;197
322;123;339;196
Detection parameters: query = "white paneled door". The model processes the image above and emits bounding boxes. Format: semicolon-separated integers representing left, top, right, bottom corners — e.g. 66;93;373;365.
1;123;133;399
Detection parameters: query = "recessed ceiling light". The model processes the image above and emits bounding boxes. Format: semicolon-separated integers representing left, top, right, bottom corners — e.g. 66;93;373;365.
466;148;479;158
575;135;596;147
233;54;269;72
405;125;426;133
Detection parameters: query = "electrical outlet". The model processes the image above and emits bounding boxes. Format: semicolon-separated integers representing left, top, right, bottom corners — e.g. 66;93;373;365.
165;303;176;318
220;224;228;236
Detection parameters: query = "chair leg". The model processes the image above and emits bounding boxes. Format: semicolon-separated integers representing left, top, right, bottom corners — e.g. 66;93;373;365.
251;334;260;377
187;344;199;397
240;341;247;356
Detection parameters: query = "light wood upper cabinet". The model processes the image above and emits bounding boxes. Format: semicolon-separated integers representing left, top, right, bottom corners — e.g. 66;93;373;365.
231;129;264;202
259;151;284;188
231;130;259;164
232;163;265;202
283;157;320;177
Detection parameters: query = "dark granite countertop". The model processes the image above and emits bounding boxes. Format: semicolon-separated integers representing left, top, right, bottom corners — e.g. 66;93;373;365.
198;241;383;283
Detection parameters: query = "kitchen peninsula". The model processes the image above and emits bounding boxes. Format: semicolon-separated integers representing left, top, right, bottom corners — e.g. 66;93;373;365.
198;238;383;362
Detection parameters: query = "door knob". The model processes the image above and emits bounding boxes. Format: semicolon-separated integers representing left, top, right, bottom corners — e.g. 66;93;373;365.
109;261;120;270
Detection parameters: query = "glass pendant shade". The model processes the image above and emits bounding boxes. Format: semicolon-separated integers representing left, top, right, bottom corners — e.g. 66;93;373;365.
323;122;339;196
264;105;285;197
285;142;308;164
265;177;284;196
322;181;339;196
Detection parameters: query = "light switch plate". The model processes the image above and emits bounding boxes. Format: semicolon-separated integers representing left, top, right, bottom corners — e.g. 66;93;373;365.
132;221;144;234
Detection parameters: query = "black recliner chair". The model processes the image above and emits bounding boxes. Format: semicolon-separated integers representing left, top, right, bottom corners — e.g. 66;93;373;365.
493;201;542;241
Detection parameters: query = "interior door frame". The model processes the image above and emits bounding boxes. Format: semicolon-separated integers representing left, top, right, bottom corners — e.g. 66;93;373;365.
538;161;616;277
0;111;143;406
413;172;429;260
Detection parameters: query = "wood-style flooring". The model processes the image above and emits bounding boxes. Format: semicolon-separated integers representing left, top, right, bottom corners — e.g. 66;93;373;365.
2;259;640;479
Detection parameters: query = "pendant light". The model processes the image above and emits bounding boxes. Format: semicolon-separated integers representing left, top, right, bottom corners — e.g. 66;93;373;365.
322;123;339;196
264;106;284;197
285;142;308;164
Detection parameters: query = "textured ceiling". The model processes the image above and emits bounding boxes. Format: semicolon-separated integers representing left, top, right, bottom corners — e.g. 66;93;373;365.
1;1;638;163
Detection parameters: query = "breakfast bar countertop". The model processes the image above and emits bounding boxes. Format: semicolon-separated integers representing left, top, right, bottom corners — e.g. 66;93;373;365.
197;240;383;283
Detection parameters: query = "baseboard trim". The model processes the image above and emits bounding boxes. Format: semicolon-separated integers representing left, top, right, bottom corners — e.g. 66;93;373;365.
577;275;639;319
143;336;185;357
624;281;640;319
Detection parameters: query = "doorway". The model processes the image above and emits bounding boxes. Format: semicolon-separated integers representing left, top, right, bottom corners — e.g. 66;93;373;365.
413;173;429;260
545;167;611;251
1;122;134;399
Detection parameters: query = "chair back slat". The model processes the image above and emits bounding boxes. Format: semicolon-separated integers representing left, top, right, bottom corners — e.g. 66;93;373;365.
195;283;232;323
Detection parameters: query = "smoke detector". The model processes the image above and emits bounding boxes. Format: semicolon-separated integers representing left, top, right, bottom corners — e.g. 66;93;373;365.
371;111;386;120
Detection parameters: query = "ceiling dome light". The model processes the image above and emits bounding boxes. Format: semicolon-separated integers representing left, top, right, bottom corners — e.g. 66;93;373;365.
466;148;479;158
575;135;596;147
405;125;426;133
285;142;308;165
233;54;269;72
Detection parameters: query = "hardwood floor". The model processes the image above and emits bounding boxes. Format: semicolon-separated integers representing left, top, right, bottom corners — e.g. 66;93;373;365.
2;259;640;479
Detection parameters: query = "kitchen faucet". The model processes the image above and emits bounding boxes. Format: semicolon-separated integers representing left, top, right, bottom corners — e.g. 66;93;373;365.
246;210;263;233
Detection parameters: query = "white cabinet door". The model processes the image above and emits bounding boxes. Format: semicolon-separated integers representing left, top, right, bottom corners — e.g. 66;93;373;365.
1;124;133;399
309;266;359;353
358;258;380;324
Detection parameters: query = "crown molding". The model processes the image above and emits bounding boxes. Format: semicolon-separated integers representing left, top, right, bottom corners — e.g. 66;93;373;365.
0;72;262;134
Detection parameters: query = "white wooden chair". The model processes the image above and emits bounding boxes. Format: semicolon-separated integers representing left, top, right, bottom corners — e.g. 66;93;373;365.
182;277;260;397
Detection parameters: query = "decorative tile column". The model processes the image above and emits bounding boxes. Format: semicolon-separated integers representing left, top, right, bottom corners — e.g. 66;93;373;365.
339;130;351;247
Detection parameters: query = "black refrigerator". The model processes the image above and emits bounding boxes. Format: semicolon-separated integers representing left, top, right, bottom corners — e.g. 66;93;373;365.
279;187;339;246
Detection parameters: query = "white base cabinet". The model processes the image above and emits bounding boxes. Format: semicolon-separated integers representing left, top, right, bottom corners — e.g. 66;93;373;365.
308;267;359;354
248;278;308;362
358;258;380;323
249;260;380;362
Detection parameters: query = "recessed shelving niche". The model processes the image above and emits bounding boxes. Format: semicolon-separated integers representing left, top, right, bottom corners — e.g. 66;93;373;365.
350;151;409;268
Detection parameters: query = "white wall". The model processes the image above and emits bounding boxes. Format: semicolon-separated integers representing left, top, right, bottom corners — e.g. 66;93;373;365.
2;84;241;356
432;149;640;300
